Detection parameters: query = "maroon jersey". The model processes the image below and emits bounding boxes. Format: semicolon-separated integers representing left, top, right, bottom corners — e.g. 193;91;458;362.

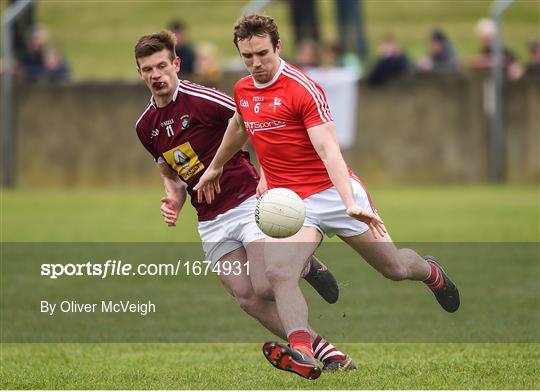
136;80;259;221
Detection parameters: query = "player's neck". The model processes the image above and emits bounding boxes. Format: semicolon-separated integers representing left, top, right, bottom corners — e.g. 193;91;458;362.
153;94;173;108
253;58;284;88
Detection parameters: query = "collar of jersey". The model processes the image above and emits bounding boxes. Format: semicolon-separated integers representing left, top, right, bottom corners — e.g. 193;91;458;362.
150;80;181;108
252;59;285;89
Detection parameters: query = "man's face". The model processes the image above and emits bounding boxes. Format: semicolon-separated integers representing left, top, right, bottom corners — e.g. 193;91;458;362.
430;40;444;55
137;49;180;98
237;34;281;84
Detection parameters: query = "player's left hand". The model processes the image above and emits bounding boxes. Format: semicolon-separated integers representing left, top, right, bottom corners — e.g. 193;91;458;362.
161;196;180;226
346;206;387;239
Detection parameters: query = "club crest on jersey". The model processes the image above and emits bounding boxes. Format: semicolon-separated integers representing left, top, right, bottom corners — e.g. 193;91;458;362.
180;114;190;130
269;97;282;112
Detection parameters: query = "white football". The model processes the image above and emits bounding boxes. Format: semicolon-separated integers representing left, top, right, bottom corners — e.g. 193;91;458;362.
255;188;305;238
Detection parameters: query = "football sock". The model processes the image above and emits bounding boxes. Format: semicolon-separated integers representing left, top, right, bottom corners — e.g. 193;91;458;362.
300;258;312;278
288;329;315;359
312;335;346;363
423;261;445;290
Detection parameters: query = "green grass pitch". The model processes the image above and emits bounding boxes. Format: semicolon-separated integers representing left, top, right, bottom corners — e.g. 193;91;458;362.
1;185;539;389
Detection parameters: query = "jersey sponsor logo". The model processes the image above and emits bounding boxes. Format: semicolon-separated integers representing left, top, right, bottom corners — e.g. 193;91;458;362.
240;99;249;108
180;114;190;130
162;142;205;180
160;119;174;127
244;120;287;134
252;96;265;102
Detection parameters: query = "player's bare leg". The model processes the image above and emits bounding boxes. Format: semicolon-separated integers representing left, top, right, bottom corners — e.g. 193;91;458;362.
248;239;338;304
218;247;284;338
263;227;320;335
340;229;460;312
220;245;354;374
261;227;322;378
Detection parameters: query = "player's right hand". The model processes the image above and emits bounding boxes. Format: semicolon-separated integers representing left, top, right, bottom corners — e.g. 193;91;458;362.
346;206;387;239
160;196;180;226
193;166;223;204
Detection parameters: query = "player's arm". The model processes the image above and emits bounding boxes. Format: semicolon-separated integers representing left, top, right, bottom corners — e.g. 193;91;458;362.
158;162;187;227
307;122;386;238
193;112;248;204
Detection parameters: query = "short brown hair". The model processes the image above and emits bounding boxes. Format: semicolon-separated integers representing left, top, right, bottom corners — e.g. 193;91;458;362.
134;30;176;66
233;14;280;50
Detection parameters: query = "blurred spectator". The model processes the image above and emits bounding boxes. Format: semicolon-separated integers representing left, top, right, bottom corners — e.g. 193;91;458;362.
294;40;320;70
417;29;460;73
19;28;70;83
525;40;540;76
288;0;320;50
20;28;47;81
44;48;70;82
327;42;363;75
367;35;412;85
194;42;222;83
335;0;368;62
469;18;524;80
169;20;196;75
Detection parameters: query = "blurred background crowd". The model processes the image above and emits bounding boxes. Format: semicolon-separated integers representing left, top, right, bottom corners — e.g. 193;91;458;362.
2;0;539;85
1;0;538;187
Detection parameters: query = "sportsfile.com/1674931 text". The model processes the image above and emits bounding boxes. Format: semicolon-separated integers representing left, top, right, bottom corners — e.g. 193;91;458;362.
40;259;250;279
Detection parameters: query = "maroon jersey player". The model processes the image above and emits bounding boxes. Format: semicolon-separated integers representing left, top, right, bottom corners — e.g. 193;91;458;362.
136;79;259;221
133;31;354;372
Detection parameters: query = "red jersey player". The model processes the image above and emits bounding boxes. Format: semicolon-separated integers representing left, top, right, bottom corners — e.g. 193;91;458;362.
194;15;460;379
133;31;355;376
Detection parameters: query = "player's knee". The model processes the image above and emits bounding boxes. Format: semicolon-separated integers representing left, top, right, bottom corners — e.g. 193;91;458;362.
380;263;408;281
235;292;259;315
253;284;274;301
251;276;275;300
264;264;296;285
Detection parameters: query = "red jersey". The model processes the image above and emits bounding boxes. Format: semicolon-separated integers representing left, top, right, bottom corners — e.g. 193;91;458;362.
234;60;343;199
136;80;259;221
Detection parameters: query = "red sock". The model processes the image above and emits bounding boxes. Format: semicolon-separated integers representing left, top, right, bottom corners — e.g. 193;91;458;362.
423;261;445;290
288;329;315;359
312;335;346;363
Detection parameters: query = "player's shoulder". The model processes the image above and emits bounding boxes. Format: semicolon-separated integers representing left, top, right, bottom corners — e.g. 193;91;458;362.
178;80;235;110
280;62;322;92
135;100;155;130
234;74;254;91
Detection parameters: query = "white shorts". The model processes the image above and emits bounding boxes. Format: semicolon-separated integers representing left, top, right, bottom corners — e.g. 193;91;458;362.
303;178;375;238
198;196;266;264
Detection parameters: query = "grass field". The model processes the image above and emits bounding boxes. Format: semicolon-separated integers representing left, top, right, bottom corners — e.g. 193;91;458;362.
1;185;539;389
12;0;537;80
1;343;538;389
1;185;538;242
